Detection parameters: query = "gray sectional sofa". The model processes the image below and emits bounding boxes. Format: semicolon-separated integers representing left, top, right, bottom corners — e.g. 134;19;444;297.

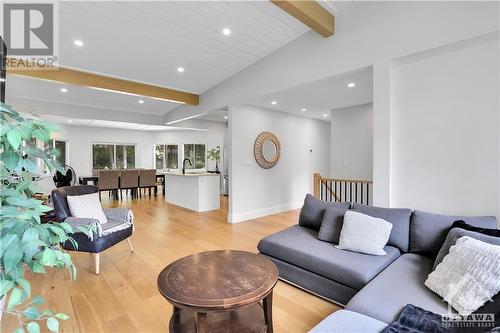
257;195;497;332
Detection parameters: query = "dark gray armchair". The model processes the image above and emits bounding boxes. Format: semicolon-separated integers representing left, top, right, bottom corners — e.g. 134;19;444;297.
51;185;134;274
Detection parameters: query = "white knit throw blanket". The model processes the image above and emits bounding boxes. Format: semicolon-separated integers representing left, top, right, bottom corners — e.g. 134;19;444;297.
64;208;134;240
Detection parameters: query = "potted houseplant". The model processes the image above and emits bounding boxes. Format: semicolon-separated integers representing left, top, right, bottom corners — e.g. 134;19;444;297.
207;146;221;174
0;103;92;332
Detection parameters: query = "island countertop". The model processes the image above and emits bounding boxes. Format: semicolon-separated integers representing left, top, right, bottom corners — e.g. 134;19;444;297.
162;172;219;177
164;172;220;212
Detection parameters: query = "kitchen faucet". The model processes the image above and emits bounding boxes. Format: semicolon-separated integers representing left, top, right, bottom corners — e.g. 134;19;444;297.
182;158;192;174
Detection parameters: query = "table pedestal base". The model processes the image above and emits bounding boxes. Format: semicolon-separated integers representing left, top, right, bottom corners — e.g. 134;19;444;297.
169;303;266;333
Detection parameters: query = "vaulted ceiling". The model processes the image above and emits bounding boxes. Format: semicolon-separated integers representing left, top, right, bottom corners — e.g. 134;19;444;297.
7;1;313;118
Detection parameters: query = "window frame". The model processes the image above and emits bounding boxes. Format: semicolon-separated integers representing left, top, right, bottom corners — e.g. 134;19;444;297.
91;142;138;170
153;143;180;171
183;142;207;171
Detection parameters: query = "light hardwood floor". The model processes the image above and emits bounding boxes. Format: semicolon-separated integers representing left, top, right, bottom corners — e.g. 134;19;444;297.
2;194;339;332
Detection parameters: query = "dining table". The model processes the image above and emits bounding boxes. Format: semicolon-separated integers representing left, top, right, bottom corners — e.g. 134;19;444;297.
79;173;166;196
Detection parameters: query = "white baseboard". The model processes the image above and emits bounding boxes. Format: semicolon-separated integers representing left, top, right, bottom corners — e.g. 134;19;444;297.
228;201;303;224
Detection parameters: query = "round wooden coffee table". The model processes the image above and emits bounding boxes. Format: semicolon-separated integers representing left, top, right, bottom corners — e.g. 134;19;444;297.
157;250;279;333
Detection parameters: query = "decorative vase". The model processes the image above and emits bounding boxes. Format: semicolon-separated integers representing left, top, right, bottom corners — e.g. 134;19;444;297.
215;161;220;174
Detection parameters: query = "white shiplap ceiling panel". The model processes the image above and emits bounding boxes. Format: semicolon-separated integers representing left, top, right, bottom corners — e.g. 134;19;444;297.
58;1;309;93
7;1;310;119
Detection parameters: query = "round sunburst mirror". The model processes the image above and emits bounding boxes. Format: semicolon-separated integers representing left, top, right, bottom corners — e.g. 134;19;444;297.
254;132;281;169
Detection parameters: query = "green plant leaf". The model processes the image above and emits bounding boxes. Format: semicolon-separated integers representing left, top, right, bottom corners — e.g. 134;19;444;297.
32;128;50;142
47;317;59;332
16;278;31;298
26;322;40;333
7;287;24;310
58;222;74;234
7;127;22;149
24;306;40;320
22;158;41;175
40;248;56;266
30;296;44;305
22;228;40;243
54;313;69;320
2;150;20;170
3;242;23;272
0;279;14;297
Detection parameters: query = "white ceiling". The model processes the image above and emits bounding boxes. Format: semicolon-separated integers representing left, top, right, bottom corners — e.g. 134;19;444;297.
198;109;229;123
6;1;312;119
6;76;181;115
58;1;309;93
34;114;184;132
244;66;373;121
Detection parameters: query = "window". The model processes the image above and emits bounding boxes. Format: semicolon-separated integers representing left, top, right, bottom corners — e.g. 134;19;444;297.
155;144;165;170
92;144;136;170
53;140;67;166
154;144;178;170
183;143;206;170
166;145;178;169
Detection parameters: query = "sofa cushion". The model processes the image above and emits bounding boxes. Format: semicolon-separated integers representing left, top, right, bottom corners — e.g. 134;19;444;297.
409;210;497;257
433;227;500;270
345;253;449;324
257;225;400;290
318;206;347;243
352;203;412;253
309;310;387;333
299;194;350;231
337;211;393;256
425;236;500;315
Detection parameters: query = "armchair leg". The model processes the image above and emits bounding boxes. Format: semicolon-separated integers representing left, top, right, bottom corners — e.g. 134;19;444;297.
94;253;100;275
126;238;134;253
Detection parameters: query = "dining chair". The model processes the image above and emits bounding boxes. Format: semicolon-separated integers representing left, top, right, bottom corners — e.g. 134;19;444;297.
119;169;139;199
139;169;157;197
97;170;120;200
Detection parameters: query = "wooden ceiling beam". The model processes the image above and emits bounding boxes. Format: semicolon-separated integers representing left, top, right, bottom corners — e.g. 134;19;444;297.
7;63;199;105
271;1;334;37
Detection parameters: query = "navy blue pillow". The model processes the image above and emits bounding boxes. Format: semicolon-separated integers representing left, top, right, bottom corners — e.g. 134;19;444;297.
298;194;350;231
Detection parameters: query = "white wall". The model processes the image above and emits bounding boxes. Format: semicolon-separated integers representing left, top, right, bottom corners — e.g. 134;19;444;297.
391;36;499;217
52;125;225;178
52;125;154;178
229;104;330;223
330;103;373;181
165;2;499;207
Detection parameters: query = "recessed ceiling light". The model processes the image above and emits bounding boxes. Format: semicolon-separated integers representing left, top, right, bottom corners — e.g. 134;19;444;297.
177;67;185;73
323;113;328;117
224;115;228;119
67;120;73;123
222;28;231;36
271;101;277;105
301;108;307;112
60;88;68;93
74;39;84;47
138;100;144;104
347;82;356;88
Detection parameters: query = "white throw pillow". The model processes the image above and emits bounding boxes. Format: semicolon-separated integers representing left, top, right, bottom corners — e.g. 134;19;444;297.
67;192;108;224
425;236;500;315
336;211;393;256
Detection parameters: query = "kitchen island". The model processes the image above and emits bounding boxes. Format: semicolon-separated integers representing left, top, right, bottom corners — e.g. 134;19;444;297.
164;172;220;212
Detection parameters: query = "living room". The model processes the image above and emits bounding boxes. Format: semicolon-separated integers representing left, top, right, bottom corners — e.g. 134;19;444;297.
0;1;499;333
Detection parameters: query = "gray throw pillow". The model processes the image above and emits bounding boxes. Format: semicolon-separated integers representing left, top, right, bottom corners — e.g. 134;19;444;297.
433;228;500;270
318;207;348;243
298;194;351;231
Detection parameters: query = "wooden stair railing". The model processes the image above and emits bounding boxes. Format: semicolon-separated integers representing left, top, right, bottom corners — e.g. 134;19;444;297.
313;173;373;205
